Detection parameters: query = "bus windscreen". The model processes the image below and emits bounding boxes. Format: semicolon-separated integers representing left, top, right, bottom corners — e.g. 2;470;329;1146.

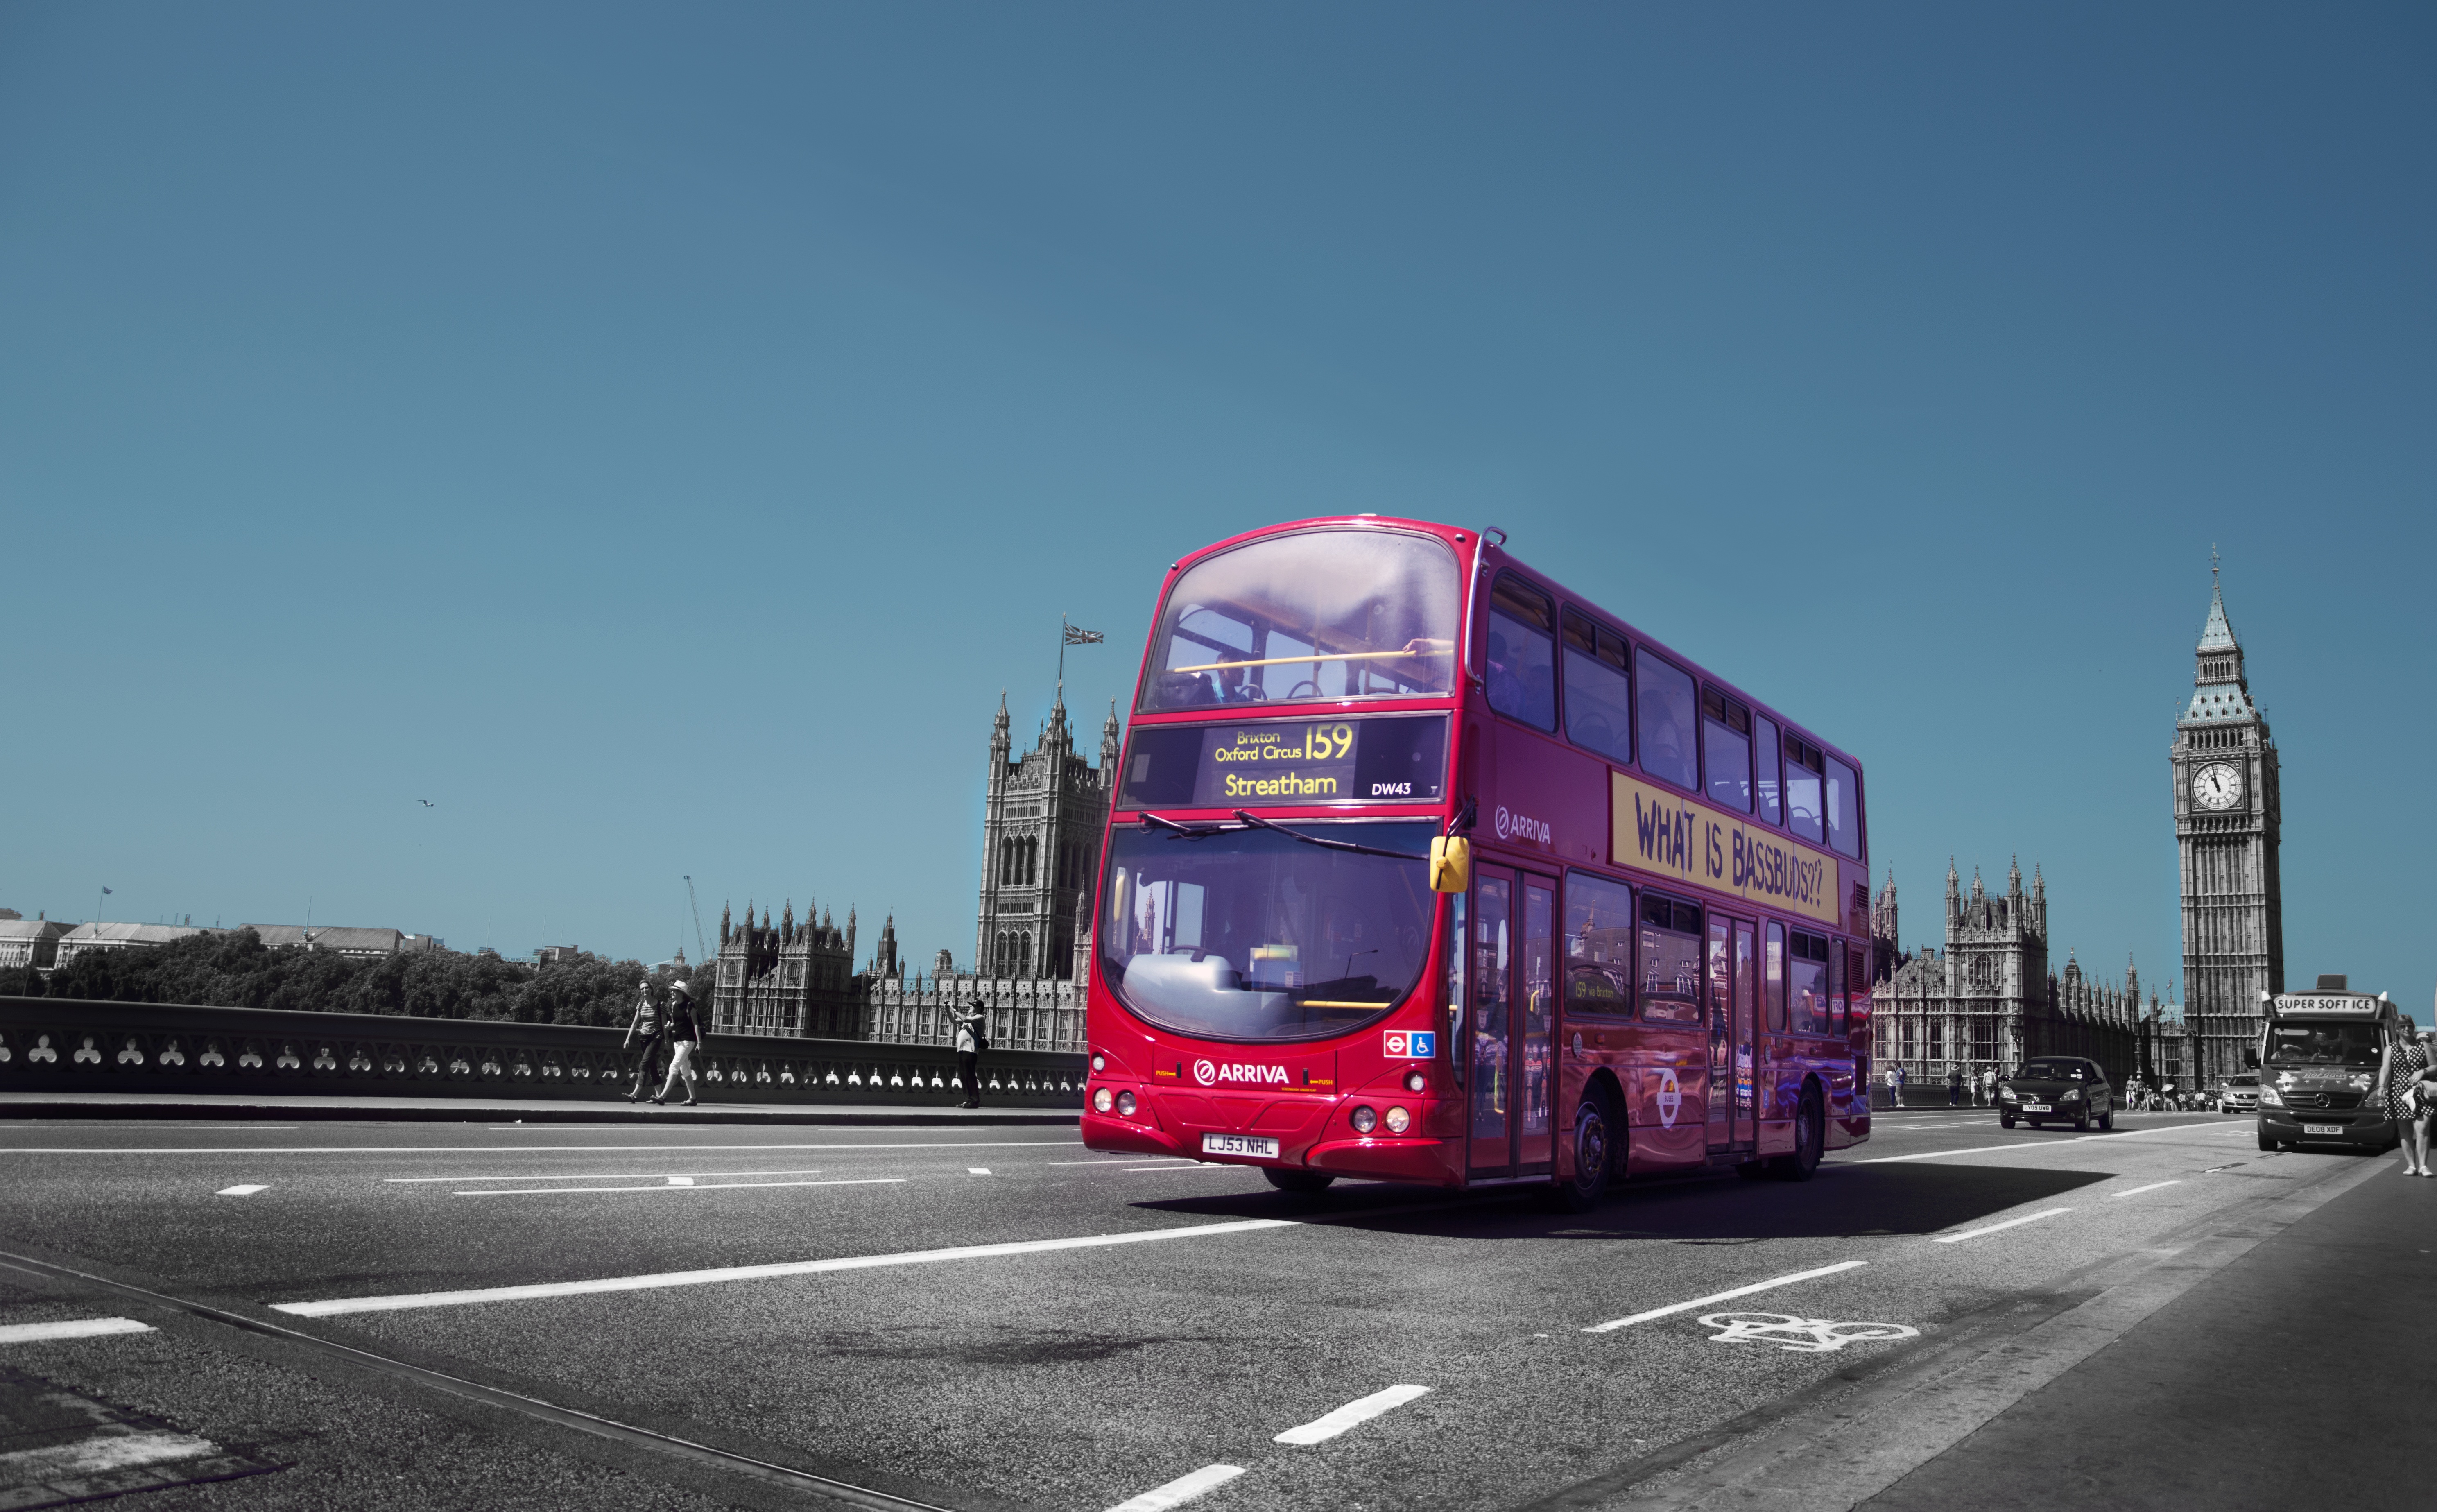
1100;819;1436;1042
1142;529;1460;710
1120;715;1448;809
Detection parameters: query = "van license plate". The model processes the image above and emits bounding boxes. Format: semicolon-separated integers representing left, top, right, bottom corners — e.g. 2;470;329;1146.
1202;1133;1280;1159
2303;1124;2344;1136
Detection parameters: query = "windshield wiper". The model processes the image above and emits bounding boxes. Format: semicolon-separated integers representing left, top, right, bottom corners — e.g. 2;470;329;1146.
1139;813;1223;838
1231;810;1430;862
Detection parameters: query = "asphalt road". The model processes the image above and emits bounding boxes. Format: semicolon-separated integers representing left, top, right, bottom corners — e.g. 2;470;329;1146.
0;1108;2400;1510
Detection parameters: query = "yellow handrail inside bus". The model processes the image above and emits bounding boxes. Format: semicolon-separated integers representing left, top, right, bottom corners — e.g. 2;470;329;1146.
1165;649;1441;675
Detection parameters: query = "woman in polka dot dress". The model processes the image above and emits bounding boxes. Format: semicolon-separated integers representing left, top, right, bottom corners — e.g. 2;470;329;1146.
2378;1016;2430;1176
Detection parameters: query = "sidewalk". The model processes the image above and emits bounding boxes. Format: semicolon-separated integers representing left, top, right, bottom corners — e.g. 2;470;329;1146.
1861;1151;2431;1509
0;1090;1077;1126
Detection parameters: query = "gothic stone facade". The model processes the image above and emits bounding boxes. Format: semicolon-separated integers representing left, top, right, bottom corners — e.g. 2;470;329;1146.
708;901;865;1038
2174;573;2284;1088
1871;861;2177;1090
975;693;1121;982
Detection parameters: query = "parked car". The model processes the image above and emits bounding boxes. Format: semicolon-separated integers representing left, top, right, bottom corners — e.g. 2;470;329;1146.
2218;1074;2261;1114
2000;1056;2115;1131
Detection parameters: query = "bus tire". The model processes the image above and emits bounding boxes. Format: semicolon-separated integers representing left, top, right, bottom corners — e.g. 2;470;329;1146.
1553;1086;1617;1212
1770;1088;1824;1181
1263;1168;1335;1195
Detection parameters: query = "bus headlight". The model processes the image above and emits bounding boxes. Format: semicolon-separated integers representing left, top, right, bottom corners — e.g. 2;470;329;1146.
1351;1105;1378;1134
1091;1053;1106;1073
1384;1106;1412;1134
1117;1091;1137;1117
1093;1087;1113;1114
2258;1086;2283;1107
1404;1070;1427;1093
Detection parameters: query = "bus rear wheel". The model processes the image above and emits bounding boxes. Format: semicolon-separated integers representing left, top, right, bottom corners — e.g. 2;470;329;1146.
1263;1168;1335;1195
1770;1089;1824;1181
1553;1087;1617;1212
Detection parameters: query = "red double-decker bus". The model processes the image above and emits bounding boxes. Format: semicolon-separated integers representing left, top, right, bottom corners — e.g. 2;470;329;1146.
1081;517;1872;1206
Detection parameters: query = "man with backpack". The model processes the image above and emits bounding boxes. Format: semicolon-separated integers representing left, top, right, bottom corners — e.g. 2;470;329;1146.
652;977;706;1106
949;999;987;1109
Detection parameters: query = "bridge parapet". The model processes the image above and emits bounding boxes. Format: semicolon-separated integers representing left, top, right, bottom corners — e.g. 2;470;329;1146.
0;996;1084;1106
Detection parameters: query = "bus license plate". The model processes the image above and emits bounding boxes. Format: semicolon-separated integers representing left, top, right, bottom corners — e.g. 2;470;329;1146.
2021;1103;2052;1114
2303;1124;2344;1136
1201;1133;1279;1159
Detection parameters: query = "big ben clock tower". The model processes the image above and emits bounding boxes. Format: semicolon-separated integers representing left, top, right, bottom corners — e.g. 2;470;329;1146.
2172;559;2283;1088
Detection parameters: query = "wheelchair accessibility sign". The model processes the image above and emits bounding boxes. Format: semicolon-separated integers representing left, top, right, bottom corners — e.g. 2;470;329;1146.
1383;1030;1437;1058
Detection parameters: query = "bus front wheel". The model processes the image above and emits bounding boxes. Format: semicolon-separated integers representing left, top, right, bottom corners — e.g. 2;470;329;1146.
1553;1088;1617;1212
1263;1168;1335;1195
1770;1089;1824;1181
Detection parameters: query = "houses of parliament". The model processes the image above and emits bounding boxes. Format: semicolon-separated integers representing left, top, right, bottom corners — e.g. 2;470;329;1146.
1871;567;2283;1091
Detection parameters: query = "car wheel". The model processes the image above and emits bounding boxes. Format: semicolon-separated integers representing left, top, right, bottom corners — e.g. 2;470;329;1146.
1552;1087;1616;1212
2073;1109;2090;1132
1769;1087;1824;1181
1262;1168;1336;1195
2100;1109;2114;1131
2000;1114;2016;1129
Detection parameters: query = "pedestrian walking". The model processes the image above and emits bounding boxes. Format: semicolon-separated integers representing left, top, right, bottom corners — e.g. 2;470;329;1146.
949;998;987;1109
1946;1066;1964;1108
652;978;706;1106
2372;1014;2431;1176
1980;1066;1998;1108
1883;1063;1900;1109
623;979;665;1103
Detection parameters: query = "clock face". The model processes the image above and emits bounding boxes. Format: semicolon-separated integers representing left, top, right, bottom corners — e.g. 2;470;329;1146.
2192;762;2245;810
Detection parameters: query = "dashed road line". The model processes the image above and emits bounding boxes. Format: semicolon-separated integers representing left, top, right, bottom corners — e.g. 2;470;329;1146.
1584;1261;1869;1333
1104;1464;1245;1512
215;1184;269;1197
1274;1384;1432;1444
452;1178;905;1197
2111;1180;2181;1198
387;1168;833;1183
1932;1208;2072;1243
274;1218;1298;1315
0;1317;154;1344
967;1168;992;1175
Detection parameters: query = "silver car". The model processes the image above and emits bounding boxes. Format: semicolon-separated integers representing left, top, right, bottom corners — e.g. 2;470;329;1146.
2219;1074;2261;1113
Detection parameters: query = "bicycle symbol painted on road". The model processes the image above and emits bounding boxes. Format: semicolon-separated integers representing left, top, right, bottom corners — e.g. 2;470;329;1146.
1697;1312;1920;1354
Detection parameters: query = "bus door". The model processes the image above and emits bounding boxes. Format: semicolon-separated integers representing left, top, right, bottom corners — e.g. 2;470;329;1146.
1707;914;1758;1153
1468;867;1557;1179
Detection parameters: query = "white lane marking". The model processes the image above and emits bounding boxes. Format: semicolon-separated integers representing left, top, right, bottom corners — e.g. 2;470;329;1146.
968;1168;992;1175
454;1177;904;1197
1584;1261;1869;1333
1049;1157;1191;1166
1123;1165;1232;1172
1274;1384;1432;1444
388;1168;831;1183
0;1428;219;1477
1104;1464;1246;1512
1856;1125;2187;1163
0;1139;1082;1155
0;1317;155;1344
274;1218;1298;1315
2112;1180;2182;1198
1933;1208;2073;1243
216;1184;268;1196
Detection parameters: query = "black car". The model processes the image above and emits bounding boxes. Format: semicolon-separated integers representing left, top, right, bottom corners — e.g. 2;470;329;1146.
2000;1057;2115;1131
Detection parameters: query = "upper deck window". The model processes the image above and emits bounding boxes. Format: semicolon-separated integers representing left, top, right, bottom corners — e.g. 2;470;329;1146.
1785;734;1825;844
1561;610;1632;765
1485;576;1557;732
1752;716;1783;826
1825;755;1861;858
1701;687;1753;813
1142;529;1460;712
1635;650;1699;792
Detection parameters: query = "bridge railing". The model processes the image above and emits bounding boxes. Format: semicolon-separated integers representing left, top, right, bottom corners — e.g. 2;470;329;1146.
0;996;1085;1106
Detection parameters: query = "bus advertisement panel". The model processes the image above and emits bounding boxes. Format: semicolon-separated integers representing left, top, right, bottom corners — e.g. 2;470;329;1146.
1082;517;1871;1208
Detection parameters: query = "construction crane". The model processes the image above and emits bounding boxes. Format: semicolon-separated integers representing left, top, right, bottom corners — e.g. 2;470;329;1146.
682;876;710;967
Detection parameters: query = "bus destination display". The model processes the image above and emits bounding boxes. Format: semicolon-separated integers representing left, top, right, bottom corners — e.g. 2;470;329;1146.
1120;715;1448;810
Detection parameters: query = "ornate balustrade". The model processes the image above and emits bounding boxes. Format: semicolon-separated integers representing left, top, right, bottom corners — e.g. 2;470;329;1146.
0;996;1084;1106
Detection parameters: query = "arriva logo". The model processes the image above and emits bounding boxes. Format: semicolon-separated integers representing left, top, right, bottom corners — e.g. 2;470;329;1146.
1193;1059;1289;1087
1494;805;1551;845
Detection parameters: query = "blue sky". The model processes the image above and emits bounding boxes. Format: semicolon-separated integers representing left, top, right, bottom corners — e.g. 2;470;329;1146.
4;4;2430;1007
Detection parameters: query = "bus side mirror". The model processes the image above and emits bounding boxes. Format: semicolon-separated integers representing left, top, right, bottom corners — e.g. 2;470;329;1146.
1430;835;1471;894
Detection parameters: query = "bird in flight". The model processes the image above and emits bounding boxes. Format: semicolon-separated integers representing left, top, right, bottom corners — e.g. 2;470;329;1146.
419;799;435;807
